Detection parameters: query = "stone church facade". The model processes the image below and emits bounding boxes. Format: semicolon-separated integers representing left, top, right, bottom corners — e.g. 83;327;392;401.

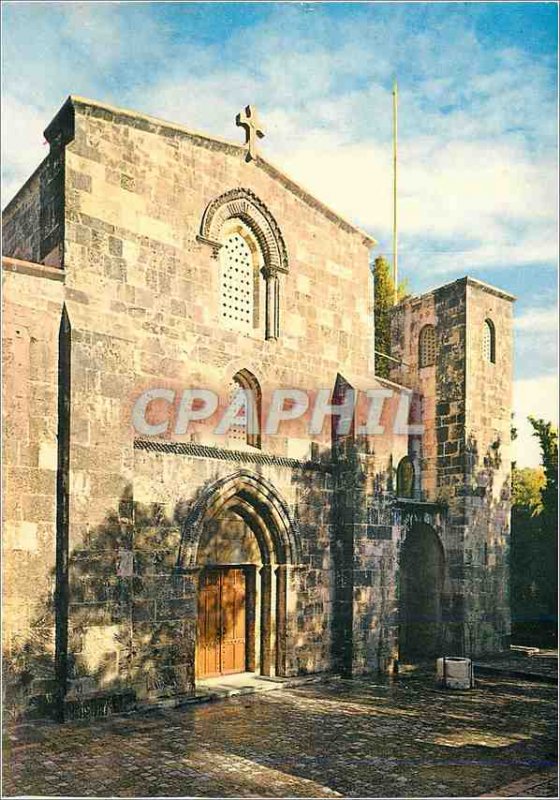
2;96;514;719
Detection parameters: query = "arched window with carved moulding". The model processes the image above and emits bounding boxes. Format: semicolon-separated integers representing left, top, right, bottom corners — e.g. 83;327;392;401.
198;188;289;340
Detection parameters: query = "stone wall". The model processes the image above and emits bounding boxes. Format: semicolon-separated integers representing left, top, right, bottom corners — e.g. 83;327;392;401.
39;444;336;707
2;263;64;716
391;277;514;656
463;281;513;654
135;448;334;679
54;97;378;707
2;163;47;263
332;380;409;677
3;143;65;269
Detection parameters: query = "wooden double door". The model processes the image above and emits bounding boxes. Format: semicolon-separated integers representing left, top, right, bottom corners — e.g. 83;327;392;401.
196;567;247;679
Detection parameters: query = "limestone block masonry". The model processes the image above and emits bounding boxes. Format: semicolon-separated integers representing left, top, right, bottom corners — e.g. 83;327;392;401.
391;277;514;656
2;96;514;720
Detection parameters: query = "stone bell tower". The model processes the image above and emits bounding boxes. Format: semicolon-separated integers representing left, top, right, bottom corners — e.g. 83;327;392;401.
391;276;515;656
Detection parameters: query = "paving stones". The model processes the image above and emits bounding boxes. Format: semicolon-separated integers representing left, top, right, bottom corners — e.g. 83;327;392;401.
475;650;558;683
3;672;557;798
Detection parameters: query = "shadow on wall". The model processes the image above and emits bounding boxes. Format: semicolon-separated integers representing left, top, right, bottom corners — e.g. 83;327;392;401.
3;434;515;721
453;434;512;657
330;439;400;677
399;520;445;663
287;450;335;676
3;458;335;721
4;482;214;721
395;432;514;663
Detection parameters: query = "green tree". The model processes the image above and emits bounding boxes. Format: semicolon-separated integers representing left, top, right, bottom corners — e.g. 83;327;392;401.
510;417;558;647
373;255;408;379
511;467;545;515
528;416;558;529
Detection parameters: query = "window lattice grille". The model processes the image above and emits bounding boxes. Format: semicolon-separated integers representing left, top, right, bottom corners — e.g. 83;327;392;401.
220;233;254;332
419;325;436;368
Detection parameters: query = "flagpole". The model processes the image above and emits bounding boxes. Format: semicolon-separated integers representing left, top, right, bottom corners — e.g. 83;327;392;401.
392;79;398;305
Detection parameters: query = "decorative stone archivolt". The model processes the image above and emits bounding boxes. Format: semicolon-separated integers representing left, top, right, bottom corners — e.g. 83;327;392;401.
198;188;289;275
176;470;301;569
199;188;287;340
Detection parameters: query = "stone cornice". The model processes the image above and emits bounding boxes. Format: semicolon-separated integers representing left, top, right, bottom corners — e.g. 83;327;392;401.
399;275;516;307
2;256;65;282
464;276;517;302
133;438;332;472
396;497;447;512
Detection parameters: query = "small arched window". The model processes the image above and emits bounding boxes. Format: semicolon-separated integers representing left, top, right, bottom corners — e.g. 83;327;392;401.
397;456;415;498
482;319;496;364
419;324;436;368
229;369;262;449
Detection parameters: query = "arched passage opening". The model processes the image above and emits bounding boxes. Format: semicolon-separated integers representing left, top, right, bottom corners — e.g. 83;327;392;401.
178;471;299;682
399;522;444;662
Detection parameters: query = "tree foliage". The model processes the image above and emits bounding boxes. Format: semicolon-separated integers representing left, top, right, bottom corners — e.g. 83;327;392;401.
512;467;545;515
372;255;408;379
528;416;558;530
510;417;558;647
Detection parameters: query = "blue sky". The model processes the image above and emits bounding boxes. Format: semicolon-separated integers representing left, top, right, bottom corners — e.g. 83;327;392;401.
2;2;558;465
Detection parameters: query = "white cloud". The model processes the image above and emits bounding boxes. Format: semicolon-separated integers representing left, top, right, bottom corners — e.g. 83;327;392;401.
514;306;558;382
513;374;559;468
131;19;556;284
1;95;50;205
515;307;558;333
2;3;556;302
258;130;557;290
3;5;556;264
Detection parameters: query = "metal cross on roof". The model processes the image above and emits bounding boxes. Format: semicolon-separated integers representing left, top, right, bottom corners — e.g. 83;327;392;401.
236;105;264;162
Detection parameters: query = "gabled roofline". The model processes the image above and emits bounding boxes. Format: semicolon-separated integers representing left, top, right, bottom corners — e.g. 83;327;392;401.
45;95;377;248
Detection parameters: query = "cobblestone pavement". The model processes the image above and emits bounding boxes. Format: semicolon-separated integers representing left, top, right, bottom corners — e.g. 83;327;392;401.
3;672;557;798
475;649;558;683
480;769;558;798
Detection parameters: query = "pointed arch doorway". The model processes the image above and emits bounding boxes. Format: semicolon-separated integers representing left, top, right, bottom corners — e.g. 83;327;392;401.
179;471;299;682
